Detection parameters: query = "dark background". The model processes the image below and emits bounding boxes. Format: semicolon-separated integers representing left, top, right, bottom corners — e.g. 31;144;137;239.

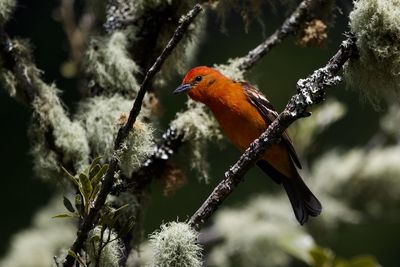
1;1;398;266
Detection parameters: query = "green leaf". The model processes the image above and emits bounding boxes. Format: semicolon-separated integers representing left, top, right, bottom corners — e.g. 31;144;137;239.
68;250;79;259
91;164;108;198
89;156;103;173
61;166;79;188
89;164;101;179
68;250;86;266
91;164;108;186
52;213;73;219
63;196;75;213
79;173;93;201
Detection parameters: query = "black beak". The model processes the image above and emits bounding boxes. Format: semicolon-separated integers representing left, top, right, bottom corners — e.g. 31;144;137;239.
174;83;192;94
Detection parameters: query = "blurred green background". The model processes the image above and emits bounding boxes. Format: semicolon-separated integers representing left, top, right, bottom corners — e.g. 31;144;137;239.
1;1;399;266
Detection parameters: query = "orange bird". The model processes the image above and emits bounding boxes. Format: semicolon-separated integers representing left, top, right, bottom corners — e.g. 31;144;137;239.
174;66;322;224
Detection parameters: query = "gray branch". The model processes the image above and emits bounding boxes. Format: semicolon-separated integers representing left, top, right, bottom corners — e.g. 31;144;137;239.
188;34;357;231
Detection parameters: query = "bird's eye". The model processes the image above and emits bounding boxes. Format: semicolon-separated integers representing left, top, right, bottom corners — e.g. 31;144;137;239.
195;76;202;82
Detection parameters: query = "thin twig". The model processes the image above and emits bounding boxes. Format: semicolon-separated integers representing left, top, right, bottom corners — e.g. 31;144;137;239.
238;0;323;71
62;4;203;266
188;34;357;231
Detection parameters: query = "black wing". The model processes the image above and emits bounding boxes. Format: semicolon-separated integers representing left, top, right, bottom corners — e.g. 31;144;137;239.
240;81;302;169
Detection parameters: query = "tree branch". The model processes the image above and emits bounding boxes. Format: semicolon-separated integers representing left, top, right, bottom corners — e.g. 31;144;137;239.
0;28;77;174
188;34;357;231
62;4;203;266
117;0;323;193
238;0;323;71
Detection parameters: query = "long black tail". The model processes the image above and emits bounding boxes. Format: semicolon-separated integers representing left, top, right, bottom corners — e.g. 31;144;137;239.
281;174;322;224
257;160;322;225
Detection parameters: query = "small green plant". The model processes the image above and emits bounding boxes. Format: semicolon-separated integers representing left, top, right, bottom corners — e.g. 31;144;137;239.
53;157;135;266
54;157;108;218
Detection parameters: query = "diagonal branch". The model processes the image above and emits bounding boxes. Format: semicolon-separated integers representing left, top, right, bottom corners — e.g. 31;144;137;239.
238;0;323;71
62;4;203;266
118;0;324;194
188;34;357;231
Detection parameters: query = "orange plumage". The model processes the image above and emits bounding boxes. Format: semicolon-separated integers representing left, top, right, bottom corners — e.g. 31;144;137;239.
174;66;322;224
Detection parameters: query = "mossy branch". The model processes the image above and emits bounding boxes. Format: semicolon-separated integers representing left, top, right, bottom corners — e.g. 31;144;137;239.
188;35;358;231
62;4;203;266
117;0;322;193
112;127;184;194
0;29;36;104
0;28;82;174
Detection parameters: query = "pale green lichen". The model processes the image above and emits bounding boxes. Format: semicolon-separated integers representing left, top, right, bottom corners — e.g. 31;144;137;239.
125;242;153;267
0;0;16;24
0;39;89;180
85;226;124;267
0;39;40;102
105;0;204;86
30;82;90;180
0;196;76;267
117;123;155;175
171;99;222;182
345;0;400;105
105;0;172;32
214;58;246;81
150;222;202;267
209;196;315;267
85;32;140;94
0;70;18;97
7;38;91;180
76;95;154;175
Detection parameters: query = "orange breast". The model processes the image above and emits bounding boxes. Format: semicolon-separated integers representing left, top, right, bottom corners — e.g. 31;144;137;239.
205;81;295;178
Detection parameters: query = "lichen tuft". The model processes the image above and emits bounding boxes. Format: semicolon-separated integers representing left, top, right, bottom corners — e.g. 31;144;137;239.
150;222;202;267
214;58;246;81
86;226;124;267
30;82;90;180
171;99;222;182
76;95;154;175
345;0;400;106
0;0;16;25
85;32;140;95
0;70;18;97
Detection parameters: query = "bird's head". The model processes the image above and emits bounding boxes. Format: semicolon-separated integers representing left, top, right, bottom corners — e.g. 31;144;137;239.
174;66;222;103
